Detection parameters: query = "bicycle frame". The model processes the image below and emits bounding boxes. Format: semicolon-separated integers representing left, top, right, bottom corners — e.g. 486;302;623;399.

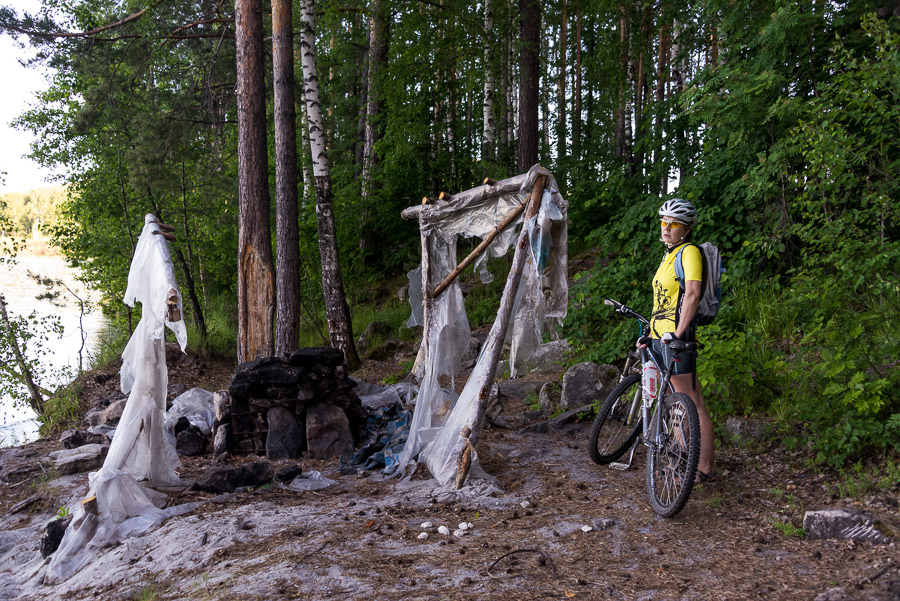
601;298;690;452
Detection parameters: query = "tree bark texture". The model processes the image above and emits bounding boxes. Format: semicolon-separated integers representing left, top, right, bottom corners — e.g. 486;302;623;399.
517;0;540;173
273;0;301;356
299;0;361;370
235;0;275;362
297;82;314;207
573;2;582;160
557;0;567;163
361;0;389;203
482;0;495;161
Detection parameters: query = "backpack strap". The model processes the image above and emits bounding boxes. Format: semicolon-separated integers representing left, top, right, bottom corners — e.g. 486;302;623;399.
674;245;687;291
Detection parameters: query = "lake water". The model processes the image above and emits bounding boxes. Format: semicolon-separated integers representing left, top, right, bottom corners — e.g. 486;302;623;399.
1;255;107;447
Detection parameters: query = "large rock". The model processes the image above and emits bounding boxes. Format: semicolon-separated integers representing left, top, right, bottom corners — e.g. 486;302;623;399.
59;429;106;450
175;427;207;456
356;321;394;352
560;362;605;411
803;509;894;544
539;382;559;410
498;380;542;401
305;402;354;459
213;390;232;424
266;406;306;460
47;444;107;475
724;416;772;443
192;462;275;493
526;340;570;373
86;398;128;428
213;424;231;456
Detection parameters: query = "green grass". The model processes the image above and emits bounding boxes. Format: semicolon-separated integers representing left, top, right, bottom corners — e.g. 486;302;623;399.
37;382;83;437
769;517;806;538
826;460;900;500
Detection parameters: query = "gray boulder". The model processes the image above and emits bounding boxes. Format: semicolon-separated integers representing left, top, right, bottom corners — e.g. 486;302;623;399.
86;398;128;428
213;390;232;424
560;362;605;411
526;340;570;373
498;380;542;400
539;382;559;410
803;509;894;544
724;416;772;443
266;406;306;460
192;462;274;493
213;424;231;457
47;444;107;475
356;321;394;352
306;402;354;459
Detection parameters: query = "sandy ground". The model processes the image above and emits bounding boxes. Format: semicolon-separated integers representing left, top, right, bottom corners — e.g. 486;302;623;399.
1;350;898;601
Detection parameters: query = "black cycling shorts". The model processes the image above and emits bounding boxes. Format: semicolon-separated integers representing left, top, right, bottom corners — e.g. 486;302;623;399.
650;338;697;375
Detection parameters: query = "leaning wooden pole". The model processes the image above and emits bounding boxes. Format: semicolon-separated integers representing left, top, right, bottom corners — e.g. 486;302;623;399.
430;198;528;299
448;174;547;487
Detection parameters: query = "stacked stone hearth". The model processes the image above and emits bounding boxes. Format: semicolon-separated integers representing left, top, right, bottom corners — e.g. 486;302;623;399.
213;347;366;461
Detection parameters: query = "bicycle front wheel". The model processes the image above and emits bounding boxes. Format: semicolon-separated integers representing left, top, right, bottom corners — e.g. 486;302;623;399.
646;392;700;518
588;373;643;465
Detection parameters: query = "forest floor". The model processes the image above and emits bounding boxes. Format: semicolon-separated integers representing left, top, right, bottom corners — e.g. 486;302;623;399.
1;346;899;601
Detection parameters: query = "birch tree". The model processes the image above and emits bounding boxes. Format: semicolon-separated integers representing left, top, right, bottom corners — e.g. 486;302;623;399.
482;0;495;161
299;0;361;370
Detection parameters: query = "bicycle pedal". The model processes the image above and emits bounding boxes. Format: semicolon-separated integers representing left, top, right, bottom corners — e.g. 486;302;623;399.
609;462;631;471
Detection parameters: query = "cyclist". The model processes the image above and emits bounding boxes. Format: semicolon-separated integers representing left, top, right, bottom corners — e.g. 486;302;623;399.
639;199;716;483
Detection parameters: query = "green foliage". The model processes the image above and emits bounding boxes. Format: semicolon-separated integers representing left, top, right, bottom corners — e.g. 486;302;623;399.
568;12;900;469
56;506;70;519
0;306;71;412
38;382;82;437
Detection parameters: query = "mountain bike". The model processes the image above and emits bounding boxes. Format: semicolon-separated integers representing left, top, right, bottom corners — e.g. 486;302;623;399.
588;298;701;518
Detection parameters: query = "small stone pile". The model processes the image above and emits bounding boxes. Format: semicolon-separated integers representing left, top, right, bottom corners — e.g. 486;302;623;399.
213;347;366;461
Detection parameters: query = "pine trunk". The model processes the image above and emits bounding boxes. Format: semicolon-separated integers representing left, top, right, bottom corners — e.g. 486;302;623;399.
273;0;301;356
235;0;275;362
517;0;540;173
557;0;567;165
299;0;361;370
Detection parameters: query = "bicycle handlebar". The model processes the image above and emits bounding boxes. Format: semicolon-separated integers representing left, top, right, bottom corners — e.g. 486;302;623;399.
604;298;650;326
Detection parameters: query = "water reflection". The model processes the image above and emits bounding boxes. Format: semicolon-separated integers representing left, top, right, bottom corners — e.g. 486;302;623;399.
1;255;107;447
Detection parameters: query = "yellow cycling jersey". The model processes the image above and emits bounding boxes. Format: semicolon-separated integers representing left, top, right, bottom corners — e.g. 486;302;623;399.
650;242;702;338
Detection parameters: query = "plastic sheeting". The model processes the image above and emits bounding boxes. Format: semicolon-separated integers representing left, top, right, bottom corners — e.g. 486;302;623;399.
164;388;216;444
46;215;200;584
396;166;568;485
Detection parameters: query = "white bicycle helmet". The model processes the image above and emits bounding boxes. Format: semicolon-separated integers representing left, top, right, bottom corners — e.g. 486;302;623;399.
658;198;697;225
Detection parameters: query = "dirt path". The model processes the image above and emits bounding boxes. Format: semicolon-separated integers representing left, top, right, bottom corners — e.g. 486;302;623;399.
0;352;897;600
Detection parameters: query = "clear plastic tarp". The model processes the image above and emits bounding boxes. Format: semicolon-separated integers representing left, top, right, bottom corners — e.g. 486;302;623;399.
395;165;568;485
46;214;200;583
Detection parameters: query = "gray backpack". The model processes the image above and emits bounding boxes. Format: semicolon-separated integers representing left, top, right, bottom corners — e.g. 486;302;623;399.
674;242;723;326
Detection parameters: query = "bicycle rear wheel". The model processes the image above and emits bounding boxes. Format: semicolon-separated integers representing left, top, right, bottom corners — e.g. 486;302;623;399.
588;373;643;465
646;392;700;518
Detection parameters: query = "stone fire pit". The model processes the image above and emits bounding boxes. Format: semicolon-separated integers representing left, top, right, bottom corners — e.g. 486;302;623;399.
213;347;366;460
